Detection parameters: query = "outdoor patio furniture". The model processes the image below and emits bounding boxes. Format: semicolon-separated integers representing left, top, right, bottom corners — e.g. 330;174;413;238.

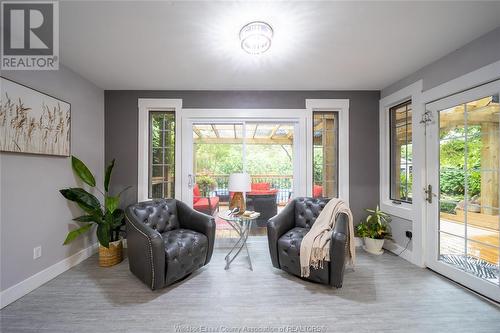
214;189;230;203
246;182;278;226
313;185;323;198
246;193;278;227
193;184;220;216
248;182;279;196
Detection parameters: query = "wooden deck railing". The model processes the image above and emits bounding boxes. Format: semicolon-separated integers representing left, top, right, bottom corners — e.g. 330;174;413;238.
199;174;293;205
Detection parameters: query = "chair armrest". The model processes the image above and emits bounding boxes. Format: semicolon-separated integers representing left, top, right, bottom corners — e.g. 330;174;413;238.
125;206;166;290
267;200;296;268
329;213;349;288
176;200;216;264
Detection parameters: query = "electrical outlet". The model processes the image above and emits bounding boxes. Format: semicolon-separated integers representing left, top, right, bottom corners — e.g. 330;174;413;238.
33;246;42;259
405;231;413;239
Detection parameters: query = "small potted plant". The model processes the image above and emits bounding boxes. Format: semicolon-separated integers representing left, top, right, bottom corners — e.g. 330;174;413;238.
356;206;391;255
196;175;216;197
60;156;129;267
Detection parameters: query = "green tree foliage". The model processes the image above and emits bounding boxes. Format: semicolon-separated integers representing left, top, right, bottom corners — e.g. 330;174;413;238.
151;113;175;165
399;144;413;200
195;143;294;175
313;147;323;185
439;126;482;202
194;143;300;189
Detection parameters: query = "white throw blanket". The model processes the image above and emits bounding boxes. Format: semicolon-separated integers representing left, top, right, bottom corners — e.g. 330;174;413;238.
300;198;355;277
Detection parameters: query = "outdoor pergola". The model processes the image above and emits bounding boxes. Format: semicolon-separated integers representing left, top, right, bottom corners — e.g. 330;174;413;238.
192;120;336;146
193;123;295;145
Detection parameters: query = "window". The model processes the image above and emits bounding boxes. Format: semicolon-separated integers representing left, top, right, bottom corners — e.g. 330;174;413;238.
389;100;412;203
149;111;175;198
312;111;339;198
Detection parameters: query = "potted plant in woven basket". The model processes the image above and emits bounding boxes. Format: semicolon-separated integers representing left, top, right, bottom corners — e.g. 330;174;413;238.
356;206;392;255
60;156;129;267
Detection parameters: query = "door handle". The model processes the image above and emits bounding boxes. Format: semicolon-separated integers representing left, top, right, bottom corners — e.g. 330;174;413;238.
424;184;435;204
188;174;193;189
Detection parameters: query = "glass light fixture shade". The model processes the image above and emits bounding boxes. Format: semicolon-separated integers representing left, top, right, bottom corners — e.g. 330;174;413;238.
239;21;273;54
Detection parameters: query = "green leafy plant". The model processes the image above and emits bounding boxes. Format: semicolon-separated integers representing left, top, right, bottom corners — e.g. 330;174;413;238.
196;175;216;196
60;156;129;248
356;206;392;240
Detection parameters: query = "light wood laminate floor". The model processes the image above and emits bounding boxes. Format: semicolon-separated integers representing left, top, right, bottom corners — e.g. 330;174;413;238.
1;239;499;333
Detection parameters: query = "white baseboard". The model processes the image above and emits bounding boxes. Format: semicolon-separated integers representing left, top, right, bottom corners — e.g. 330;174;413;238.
354;237;363;247
383;240;413;263
0;243;98;309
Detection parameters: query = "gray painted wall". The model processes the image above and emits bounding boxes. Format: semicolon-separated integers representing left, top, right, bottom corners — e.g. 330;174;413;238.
388;215;413;252
105;90;380;223
382;26;500;97
1;66;104;291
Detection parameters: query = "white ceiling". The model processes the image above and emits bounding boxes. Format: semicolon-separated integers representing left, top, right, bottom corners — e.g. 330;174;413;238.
60;1;500;90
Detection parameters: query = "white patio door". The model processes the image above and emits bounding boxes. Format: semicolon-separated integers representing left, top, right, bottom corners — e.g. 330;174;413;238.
425;80;500;302
180;109;309;207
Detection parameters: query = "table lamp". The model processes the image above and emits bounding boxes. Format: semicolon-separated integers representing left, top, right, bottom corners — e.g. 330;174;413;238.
228;173;251;214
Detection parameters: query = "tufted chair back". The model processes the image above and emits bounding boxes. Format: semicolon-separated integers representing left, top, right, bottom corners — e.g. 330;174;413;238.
293;197;331;229
129;199;180;233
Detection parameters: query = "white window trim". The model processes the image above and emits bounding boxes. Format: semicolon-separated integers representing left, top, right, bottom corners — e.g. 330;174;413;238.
379;81;422;220
137;98;182;202
305;99;350;203
380;81;426;268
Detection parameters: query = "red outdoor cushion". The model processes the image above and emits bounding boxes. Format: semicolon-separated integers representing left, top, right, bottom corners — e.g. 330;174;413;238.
251;182;270;191
248;182;278;196
193;196;220;212
248;189;279;196
313;185;323;198
193;184;201;204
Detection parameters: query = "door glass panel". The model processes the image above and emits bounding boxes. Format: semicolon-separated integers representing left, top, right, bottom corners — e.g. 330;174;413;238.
246;122;294;207
149;111;175;199
193;123;243;204
438;94;499;286
439;232;465;260
193;123;243;239
192;122;295;239
313;111;338;198
390;101;413;203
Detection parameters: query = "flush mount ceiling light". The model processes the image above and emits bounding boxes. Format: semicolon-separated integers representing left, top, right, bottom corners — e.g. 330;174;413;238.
239;21;273;54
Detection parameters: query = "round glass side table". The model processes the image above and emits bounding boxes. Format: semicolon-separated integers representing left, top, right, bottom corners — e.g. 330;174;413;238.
218;210;260;270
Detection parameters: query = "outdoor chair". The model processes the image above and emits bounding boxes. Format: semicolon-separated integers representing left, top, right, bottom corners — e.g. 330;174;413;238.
193;184;220;216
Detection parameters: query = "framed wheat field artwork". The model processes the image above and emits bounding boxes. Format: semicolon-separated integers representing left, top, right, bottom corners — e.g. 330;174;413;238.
0;77;71;156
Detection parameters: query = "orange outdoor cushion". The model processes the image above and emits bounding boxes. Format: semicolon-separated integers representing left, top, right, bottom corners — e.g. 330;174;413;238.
193;196;220;211
251;182;270;191
193;184;201;204
313;185;323;198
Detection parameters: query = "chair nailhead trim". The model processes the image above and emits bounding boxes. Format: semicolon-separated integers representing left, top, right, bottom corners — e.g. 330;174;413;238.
126;214;155;289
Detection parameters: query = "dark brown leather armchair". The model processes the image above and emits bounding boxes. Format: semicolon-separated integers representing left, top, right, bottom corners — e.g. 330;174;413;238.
125;199;215;290
267;197;349;288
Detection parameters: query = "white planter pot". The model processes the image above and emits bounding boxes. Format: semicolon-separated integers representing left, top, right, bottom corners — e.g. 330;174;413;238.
363;237;385;255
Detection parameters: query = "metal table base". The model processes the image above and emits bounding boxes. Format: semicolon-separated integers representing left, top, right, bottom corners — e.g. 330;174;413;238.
224;217;253;270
